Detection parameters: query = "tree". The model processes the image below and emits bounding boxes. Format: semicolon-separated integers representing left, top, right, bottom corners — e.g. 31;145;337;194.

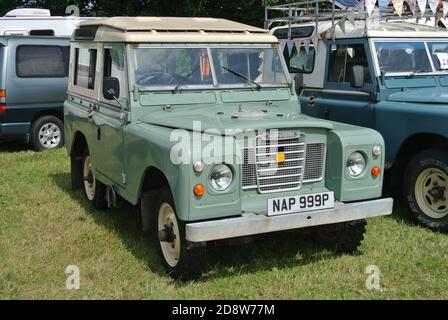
0;0;291;27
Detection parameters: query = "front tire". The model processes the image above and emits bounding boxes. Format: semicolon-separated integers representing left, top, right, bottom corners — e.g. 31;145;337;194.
311;219;367;253
30;116;64;151
404;149;448;232
82;149;108;210
155;188;206;280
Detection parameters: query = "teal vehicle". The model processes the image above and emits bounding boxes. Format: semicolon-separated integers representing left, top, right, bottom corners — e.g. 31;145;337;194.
268;2;448;232
64;17;392;279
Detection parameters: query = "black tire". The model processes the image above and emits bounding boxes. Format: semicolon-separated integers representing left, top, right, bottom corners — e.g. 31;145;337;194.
403;149;448;232
311;219;367;253
155;187;206;280
30;115;64;151
82;148;108;210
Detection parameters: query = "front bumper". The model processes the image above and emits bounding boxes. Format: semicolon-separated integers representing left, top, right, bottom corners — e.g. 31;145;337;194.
186;198;393;242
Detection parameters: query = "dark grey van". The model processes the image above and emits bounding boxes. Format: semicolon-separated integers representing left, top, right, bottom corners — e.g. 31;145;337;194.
0;36;70;150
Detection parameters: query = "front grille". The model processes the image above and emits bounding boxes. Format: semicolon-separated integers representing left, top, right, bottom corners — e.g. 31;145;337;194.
242;135;326;192
255;131;306;193
304;143;326;182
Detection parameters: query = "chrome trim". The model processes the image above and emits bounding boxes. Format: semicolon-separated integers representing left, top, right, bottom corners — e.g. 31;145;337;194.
186;198;394;242
255;130;306;194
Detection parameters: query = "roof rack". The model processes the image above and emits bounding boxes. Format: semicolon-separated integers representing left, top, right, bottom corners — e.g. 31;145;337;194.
265;0;445;39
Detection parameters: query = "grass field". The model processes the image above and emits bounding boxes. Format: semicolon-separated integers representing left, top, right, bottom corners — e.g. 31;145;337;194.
1;141;447;300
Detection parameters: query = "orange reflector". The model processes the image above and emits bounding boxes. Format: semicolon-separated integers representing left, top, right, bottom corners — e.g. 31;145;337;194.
371;166;381;177
0;90;5;98
277;153;286;163
194;184;205;197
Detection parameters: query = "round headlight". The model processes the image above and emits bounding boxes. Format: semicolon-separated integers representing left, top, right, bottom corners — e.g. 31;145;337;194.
347;152;366;177
209;164;233;191
372;145;382;157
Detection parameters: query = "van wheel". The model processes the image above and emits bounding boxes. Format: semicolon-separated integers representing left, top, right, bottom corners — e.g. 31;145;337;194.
30;116;64;151
311;220;367;253
156;188;206;280
82;149;108;210
404;149;448;232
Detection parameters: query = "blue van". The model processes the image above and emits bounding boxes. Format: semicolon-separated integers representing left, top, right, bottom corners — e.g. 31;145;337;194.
0;36;70;150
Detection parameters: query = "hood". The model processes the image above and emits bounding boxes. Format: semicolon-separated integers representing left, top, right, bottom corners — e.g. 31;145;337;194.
387;87;448;104
140;104;333;134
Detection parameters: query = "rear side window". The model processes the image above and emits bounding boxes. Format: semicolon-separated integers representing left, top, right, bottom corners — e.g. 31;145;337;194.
16;45;69;78
74;48;97;90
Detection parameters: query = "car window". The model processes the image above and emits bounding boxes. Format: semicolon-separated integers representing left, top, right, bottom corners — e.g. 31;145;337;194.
328;43;371;84
102;43;127;105
428;42;448;72
375;42;432;74
16;45;69;78
133;48;213;87
284;43;315;73
74;48;97;90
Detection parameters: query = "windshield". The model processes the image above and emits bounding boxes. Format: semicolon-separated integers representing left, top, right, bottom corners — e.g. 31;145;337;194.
375;42;432;74
132;46;288;89
428;42;448;71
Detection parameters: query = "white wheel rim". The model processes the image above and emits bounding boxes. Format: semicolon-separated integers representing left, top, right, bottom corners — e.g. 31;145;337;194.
83;156;96;201
158;203;181;268
38;122;61;149
415;168;448;219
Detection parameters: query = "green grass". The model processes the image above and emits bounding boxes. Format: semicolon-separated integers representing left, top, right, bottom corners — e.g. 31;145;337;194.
1;141;447;300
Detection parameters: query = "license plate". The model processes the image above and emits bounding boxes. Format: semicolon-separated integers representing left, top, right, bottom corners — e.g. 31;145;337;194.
267;192;335;217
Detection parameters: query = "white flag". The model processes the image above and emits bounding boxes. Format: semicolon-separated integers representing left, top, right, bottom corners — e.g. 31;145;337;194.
366;0;376;15
303;39;310;55
417;0;427;14
338;19;346;33
294;40;302;54
392;0;404;16
428;0;438;14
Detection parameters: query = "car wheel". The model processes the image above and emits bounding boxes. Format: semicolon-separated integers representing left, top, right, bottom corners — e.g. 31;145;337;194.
82;149;108;210
156;187;206;280
311;219;367;253
30;116;64;151
404;149;448;232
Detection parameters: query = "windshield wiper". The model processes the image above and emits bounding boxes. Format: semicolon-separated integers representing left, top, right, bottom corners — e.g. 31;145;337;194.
222;66;261;90
172;64;201;93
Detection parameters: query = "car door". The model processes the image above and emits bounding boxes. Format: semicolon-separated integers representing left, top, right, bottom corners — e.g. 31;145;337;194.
302;39;377;129
93;43;128;187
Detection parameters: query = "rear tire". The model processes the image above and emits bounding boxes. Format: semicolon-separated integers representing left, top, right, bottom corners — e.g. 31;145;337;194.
82;148;108;210
311;219;367;253
155;187;206;280
30;116;64;151
403;149;448;232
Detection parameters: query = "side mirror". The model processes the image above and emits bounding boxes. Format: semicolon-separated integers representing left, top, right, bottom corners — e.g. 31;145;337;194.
351;65;365;88
103;77;120;101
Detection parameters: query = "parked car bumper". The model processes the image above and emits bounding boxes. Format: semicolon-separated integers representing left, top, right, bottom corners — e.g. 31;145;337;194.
0;122;30;137
186;198;393;242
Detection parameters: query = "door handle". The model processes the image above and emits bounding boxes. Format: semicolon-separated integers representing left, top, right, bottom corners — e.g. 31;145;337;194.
97;127;101;141
307;95;317;107
323;109;330;120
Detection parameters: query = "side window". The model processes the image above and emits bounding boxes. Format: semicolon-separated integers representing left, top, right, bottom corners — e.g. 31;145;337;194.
327;43;371;85
102;44;127;105
16;45;69;78
284;43;315;73
74;48;97;90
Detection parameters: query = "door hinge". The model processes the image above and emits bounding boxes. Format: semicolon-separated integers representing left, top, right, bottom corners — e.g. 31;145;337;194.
122;173;128;185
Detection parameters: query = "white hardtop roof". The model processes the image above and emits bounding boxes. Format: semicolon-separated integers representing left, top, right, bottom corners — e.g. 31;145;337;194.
77;17;277;43
80;16;267;33
272;20;448;40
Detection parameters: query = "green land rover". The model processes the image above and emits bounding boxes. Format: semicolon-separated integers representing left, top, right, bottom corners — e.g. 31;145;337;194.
64;17;393;279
